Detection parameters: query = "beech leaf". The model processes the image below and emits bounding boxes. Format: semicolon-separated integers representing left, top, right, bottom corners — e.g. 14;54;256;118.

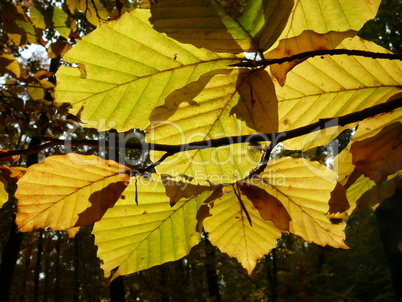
56;9;239;132
276;37;402;150
203;189;282;274
15;154;130;231
0;175;8;208
150;0;293;53
238;182;291;231
253;157;347;248
351;123;402;183
92;174;210;280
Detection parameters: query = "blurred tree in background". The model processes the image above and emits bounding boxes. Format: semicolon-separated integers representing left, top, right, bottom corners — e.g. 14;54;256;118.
0;0;400;301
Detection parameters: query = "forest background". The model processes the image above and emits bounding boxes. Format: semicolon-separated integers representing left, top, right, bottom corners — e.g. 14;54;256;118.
0;0;401;301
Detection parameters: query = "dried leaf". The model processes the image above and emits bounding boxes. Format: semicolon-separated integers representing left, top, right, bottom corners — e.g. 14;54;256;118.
351;123;402;183
238;182;291;231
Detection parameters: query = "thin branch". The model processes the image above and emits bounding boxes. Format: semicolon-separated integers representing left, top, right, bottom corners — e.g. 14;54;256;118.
0;97;401;160
230;49;402;68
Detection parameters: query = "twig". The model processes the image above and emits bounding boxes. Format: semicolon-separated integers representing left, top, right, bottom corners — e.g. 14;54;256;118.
230;49;402;68
0;97;400;160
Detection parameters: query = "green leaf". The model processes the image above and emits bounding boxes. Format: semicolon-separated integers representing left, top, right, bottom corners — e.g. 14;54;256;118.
56;9;240;132
52;6;71;38
92;174;211;279
29;6;46;29
149;0;293;53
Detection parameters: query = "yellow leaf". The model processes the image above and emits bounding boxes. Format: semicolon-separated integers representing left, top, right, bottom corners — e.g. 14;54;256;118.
346;174;377;214
270;0;380;50
277;37;402;150
352;106;402;142
0;54;21;78
92;174;210;279
15;154;130;232
27;80;54;101
152;142;263;184
203;188;282;274
255;157;347;248
266;31;355;85
66;0;109;26
349;173;401;214
56;9;239;132
0;175;8;208
333;144;356;186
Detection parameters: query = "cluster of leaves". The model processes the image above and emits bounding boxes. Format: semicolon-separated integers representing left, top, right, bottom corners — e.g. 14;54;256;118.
0;0;401;282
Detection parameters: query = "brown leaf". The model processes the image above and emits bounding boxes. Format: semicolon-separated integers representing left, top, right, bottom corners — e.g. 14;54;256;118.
328;182;350;214
196;186;223;232
238;182;291;231
74;181;128;227
0;165;26;182
0;149;20;162
351;123;402;183
161;174;217;206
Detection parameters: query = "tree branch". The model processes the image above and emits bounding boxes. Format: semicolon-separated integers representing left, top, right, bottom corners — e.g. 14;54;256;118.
230;49;402;68
0;97;400;160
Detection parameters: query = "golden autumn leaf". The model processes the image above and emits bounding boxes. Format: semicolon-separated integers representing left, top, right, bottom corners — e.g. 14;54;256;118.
238;181;291;231
203;188;282;274
0;175;8;208
276;37;402;150
266;31;355;85
15;154;130;231
254;157;347;248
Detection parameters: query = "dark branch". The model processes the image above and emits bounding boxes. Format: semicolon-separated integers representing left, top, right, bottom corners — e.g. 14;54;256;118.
0;97;401;160
230;49;402;68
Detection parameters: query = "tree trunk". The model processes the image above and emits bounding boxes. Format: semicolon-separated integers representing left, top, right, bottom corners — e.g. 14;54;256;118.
54;232;62;302
0;136;43;301
73;236;80;302
265;249;278;302
33;229;43;302
204;235;221;302
19;244;32;302
375;187;402;301
0;216;24;302
110;276;126;302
